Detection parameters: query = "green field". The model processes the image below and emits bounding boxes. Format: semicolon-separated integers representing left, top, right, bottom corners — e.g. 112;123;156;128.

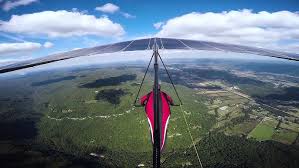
28;67;215;166
1;62;299;167
225;120;259;136
272;129;298;144
248;117;278;141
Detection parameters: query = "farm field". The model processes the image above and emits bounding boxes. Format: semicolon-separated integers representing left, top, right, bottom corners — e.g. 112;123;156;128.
248;117;278;141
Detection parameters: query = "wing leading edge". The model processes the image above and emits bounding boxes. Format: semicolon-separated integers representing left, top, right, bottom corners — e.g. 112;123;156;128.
1;38;298;74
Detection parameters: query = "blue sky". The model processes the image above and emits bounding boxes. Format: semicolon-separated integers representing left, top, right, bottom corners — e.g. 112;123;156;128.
0;0;299;62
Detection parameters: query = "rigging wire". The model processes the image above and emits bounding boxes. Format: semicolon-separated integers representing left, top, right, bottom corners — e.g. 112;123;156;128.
179;105;204;168
134;43;204;167
133;52;155;106
157;53;203;167
157;52;183;105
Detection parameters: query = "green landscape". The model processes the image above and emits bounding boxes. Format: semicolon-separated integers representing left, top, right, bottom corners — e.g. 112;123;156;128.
0;59;299;167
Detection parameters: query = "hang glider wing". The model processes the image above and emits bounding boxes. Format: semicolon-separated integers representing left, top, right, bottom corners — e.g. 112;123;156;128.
1;38;298;73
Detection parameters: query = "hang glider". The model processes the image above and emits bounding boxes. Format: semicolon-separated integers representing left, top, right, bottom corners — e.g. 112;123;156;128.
0;37;298;74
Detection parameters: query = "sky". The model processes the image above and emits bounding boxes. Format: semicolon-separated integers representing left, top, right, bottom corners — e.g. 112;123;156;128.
0;0;299;63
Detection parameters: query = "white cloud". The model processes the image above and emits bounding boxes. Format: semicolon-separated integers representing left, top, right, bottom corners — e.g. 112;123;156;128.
71;7;88;14
2;0;38;11
95;3;119;14
156;9;299;50
0;10;125;38
0;42;41;55
121;12;136;19
43;41;53;48
0;56;33;65
72;47;82;51
95;3;135;19
153;22;164;29
0;32;26;42
0;41;54;56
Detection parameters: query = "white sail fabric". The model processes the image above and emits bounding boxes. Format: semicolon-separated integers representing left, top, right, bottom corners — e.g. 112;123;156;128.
1;38;298;73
